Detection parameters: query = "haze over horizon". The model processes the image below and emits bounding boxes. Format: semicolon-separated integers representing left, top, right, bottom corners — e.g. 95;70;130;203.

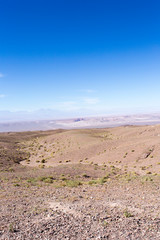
0;0;160;122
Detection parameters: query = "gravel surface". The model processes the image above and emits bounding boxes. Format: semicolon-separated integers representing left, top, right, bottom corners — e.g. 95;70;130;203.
1;178;160;239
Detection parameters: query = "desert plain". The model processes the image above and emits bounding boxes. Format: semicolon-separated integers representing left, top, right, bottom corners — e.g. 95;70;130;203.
1;125;160;239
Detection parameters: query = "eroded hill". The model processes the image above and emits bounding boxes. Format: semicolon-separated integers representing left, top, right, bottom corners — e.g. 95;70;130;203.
20;125;160;175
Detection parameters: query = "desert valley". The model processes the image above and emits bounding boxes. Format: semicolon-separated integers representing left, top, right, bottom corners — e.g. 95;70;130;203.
1;124;160;239
1;0;160;239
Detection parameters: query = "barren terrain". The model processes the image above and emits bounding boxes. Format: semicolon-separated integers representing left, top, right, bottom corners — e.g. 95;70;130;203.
1;113;160;132
1;125;160;239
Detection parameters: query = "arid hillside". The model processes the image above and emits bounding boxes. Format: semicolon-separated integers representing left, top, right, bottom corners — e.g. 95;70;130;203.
21;125;160;175
0;125;160;239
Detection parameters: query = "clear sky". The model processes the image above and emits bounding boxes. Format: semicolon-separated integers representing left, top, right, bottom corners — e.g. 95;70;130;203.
0;0;160;120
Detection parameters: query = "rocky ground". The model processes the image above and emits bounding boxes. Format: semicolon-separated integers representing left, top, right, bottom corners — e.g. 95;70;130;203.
0;127;160;239
1;173;160;240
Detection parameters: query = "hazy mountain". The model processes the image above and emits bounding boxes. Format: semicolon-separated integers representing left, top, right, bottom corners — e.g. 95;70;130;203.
0;113;160;132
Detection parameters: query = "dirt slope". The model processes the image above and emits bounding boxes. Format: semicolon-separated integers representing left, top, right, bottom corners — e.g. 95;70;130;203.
21;125;160;175
1;125;160;239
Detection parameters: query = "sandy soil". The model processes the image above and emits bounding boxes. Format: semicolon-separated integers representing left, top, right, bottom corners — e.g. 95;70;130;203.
21;125;160;175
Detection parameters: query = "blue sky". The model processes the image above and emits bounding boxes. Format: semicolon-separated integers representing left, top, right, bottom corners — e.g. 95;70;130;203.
0;0;160;120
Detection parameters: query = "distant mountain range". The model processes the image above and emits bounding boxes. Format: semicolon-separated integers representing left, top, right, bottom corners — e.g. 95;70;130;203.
0;113;160;132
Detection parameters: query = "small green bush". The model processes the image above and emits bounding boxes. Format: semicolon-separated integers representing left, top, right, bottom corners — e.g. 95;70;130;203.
65;180;82;187
124;209;133;218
